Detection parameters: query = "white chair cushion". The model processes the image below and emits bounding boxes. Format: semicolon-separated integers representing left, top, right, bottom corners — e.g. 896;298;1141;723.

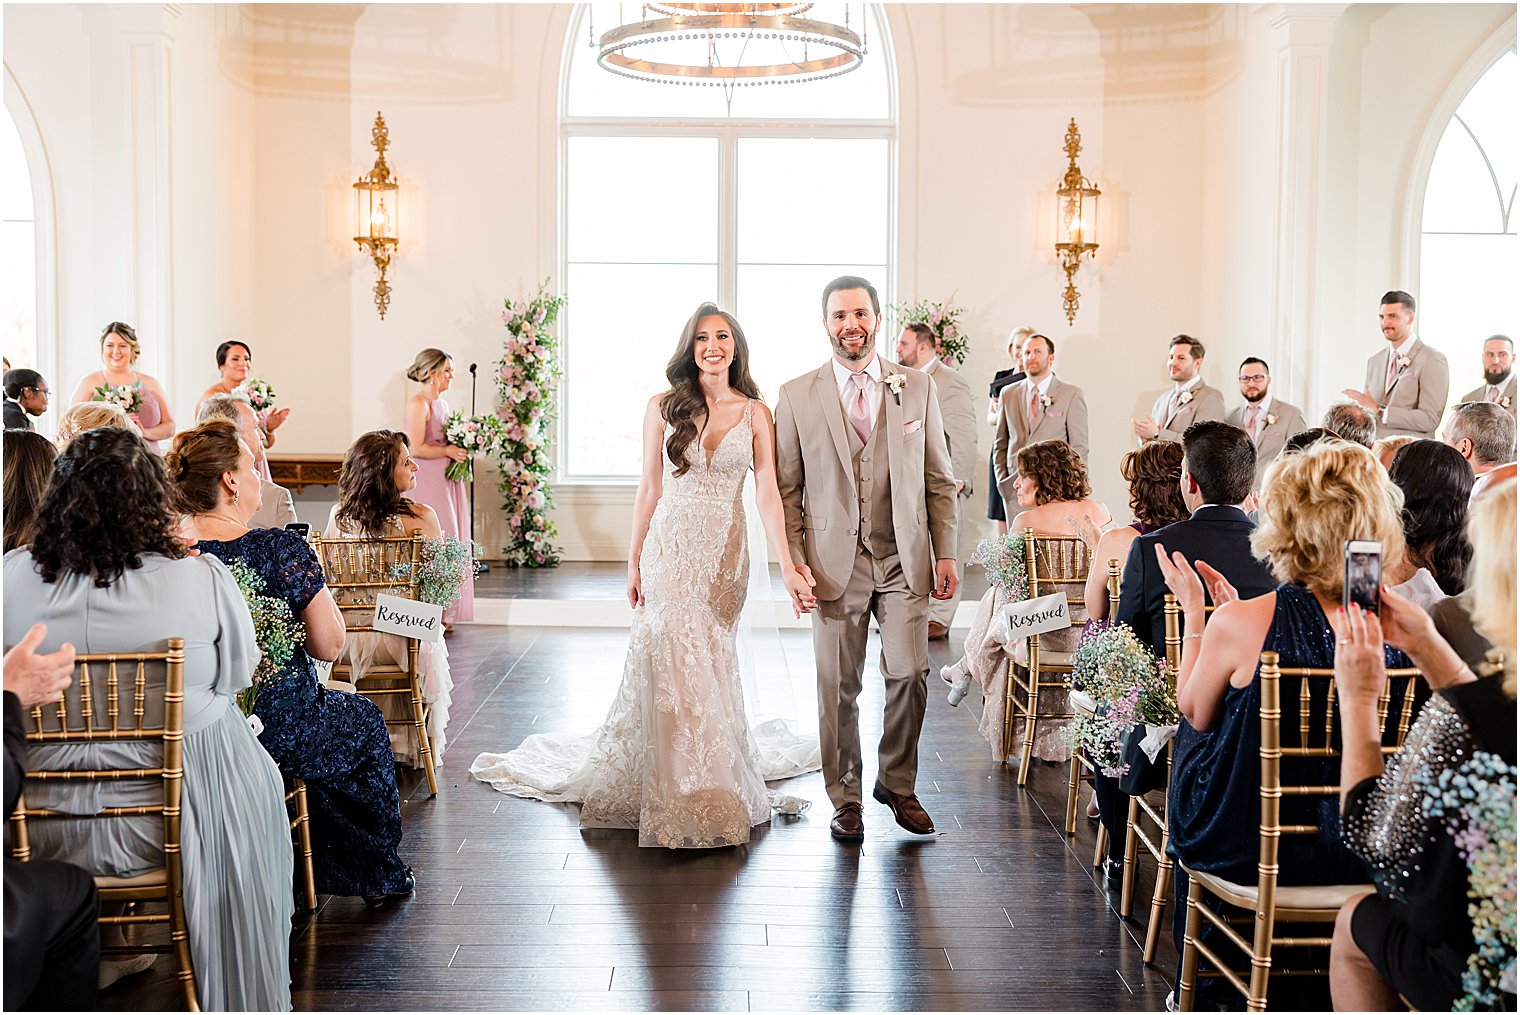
1190;868;1372;913
1070;689;1099;717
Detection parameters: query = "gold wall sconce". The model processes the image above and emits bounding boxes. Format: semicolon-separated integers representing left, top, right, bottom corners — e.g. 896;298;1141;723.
354;111;399;319
1054;118;1100;326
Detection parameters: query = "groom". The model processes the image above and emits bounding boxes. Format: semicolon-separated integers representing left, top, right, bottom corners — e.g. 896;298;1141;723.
775;276;960;842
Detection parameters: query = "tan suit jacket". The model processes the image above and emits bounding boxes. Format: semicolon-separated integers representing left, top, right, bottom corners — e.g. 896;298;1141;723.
1225;397;1306;491
775;361;958;602
992;375;1090;503
1362;338;1449;437
922;358;978;498
1146;381;1226;443
249;477;298;530
1460;376;1517;419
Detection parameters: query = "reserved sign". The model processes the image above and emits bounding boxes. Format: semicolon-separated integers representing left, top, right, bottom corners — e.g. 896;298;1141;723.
1003;592;1072;638
372;593;444;644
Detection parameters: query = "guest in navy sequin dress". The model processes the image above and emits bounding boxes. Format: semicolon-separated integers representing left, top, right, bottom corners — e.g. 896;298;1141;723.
168;420;413;903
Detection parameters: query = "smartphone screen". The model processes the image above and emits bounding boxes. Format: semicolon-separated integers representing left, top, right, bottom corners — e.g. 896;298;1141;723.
285;522;312;538
1343;540;1382;615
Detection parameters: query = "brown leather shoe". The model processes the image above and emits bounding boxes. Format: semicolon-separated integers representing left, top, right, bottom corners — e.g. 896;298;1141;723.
927;621;950;640
829;801;865;842
872;784;935;835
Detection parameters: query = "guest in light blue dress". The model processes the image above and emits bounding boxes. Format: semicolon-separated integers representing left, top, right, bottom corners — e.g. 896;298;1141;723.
3;427;292;1011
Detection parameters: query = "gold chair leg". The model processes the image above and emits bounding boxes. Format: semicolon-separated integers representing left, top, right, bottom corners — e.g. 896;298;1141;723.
1120;794;1141;918
1016;678;1038;787
1246;884;1276;1012
1064;751;1081;835
1000;659;1016;765
1092;822;1108;869
1143;851;1173;965
1179;875;1203;1011
294;779;317;912
410;676;438;797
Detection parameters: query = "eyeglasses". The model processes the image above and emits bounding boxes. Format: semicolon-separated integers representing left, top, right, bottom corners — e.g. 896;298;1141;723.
1238;374;1268;383
24;386;50;399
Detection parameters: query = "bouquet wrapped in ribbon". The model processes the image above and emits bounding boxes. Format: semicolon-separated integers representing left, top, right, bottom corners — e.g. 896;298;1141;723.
226;559;307;729
91;383;142;415
236;378;278;413
443;412;504;483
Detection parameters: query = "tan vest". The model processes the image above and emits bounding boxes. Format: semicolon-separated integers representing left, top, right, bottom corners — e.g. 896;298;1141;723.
847;392;898;560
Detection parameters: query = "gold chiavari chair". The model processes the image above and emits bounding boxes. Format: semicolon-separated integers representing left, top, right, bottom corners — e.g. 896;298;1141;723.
312;531;437;796
286;777;316;911
1063;558;1122;840
1004;529;1091;786
1177;652;1423;1011
8;640;199;1011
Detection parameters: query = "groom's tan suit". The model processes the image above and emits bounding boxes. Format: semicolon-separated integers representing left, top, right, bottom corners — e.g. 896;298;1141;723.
775;359;958;809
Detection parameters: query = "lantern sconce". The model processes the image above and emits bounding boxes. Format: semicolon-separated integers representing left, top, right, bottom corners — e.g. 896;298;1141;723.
353;111;399;320
1054;118;1101;326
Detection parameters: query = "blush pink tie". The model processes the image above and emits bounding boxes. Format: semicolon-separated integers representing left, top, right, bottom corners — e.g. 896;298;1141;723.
848;372;872;444
1027;388;1041;433
1245;404;1261;442
1490;386;1502;403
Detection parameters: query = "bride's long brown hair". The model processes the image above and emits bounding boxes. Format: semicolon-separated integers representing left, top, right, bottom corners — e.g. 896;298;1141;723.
660;303;762;478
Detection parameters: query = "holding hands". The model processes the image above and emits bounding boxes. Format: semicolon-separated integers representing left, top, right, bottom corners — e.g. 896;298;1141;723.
787;564;818;618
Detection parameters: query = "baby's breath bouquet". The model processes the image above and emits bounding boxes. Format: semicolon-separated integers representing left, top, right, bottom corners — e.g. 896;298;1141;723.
389;535;480;608
970;532;1029;602
1421;750;1517;1010
226;559;306;720
236;378;278;413
91;383;142;415
1062;623;1178;777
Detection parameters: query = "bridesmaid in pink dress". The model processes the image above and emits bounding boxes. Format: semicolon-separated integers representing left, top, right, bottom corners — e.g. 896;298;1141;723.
67;322;175;453
194;340;292;482
403;348;475;624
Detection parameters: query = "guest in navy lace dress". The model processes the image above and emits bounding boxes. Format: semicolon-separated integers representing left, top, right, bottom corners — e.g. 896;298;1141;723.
168;420;413;904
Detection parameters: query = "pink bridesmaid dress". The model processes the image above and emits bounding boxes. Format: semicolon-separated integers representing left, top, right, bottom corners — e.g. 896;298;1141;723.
408;395;475;622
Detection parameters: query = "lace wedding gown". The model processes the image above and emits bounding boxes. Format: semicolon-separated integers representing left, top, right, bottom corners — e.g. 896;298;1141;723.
469;402;820;848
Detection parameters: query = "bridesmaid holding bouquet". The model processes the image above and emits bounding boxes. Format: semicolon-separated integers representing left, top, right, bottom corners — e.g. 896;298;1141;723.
403;348;474;624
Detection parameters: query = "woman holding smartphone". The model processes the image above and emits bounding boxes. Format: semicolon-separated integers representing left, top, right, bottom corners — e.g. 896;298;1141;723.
1154;439;1416;887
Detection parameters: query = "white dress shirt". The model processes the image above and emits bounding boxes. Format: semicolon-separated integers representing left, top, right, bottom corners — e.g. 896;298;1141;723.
832;353;883;432
1381;334;1418;423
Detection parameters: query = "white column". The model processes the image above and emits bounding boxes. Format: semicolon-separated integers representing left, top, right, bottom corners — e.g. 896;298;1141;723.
85;4;181;380
1261;3;1344;412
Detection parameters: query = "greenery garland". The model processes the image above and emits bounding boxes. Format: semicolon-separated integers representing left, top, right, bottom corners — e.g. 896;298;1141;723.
892;296;969;367
495;279;568;567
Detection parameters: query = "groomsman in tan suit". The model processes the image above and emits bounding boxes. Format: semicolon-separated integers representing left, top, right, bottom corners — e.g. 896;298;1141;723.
1131;335;1226;444
1224;357;1305;492
1458;335;1516;418
992;333;1089;514
775;276;959;843
1342;290;1450;438
896;322;977;641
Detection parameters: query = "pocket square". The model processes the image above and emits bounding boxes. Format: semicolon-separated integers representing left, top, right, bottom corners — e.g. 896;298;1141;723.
1046;409;1063;418
903;419;923;436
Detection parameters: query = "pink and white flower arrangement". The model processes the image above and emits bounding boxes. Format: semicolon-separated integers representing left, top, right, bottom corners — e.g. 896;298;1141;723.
442;412;505;483
236;378;278;413
91;383;142;415
496;279;567;567
892;296;970;367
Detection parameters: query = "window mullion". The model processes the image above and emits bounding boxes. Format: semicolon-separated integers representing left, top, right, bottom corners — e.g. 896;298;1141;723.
719;125;738;311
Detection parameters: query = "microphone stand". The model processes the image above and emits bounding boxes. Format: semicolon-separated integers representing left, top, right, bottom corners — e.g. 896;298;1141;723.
468;363;489;576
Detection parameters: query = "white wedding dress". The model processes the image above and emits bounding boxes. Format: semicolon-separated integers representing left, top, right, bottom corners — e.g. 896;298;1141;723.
469;403;820;848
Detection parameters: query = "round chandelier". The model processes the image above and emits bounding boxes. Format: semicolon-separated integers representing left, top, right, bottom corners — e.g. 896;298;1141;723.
590;2;868;88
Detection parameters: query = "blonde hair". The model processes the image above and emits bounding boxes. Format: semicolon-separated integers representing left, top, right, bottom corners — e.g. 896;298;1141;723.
56;401;138;449
405;348;451;384
1371;434;1417;470
1008;326;1036;361
100;322;142;364
1467;478;1517;696
1253;441;1406;600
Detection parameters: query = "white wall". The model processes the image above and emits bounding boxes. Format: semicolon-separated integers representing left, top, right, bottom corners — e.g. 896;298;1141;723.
5;3;1511;562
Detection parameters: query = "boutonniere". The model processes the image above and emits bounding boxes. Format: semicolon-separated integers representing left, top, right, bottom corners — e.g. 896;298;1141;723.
884;371;907;405
1178;389;1194;406
1501;395;1513;409
1396;354;1412;372
1040;394;1054;410
1265;413;1278;426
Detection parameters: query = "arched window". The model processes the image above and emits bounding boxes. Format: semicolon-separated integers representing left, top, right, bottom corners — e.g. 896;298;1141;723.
1419;48;1517;374
561;3;895;480
0;107;37;374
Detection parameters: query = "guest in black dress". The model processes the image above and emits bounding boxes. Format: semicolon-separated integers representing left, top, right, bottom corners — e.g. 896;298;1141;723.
1330;478;1516;1011
986;326;1032;533
168;420;413;904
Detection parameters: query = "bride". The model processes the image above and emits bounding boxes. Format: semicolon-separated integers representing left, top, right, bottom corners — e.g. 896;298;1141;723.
469;304;822;848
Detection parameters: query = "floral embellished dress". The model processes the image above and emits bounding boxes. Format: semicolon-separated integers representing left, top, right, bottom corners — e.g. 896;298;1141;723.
196;528;411;897
470;402;820;848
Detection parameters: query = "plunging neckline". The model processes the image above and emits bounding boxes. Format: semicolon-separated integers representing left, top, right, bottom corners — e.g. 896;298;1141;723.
697;401;750;471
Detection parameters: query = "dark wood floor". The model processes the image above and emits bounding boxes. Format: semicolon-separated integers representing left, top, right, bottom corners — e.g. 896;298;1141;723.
106;623;1176;1012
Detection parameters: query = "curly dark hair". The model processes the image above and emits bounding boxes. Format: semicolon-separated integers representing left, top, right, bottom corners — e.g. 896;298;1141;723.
1015;439;1091;505
3;430;57;553
660;303;762;479
28;428;186;587
1121;440;1188;529
335;430;427;536
1388;440;1474;595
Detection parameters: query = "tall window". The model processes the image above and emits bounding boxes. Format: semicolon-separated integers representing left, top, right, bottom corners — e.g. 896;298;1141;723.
1419;48;1517;374
562;3;895;480
0;108;37;373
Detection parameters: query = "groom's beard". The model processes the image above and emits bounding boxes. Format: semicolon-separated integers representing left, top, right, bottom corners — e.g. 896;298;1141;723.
831;327;875;362
1485;367;1512;386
